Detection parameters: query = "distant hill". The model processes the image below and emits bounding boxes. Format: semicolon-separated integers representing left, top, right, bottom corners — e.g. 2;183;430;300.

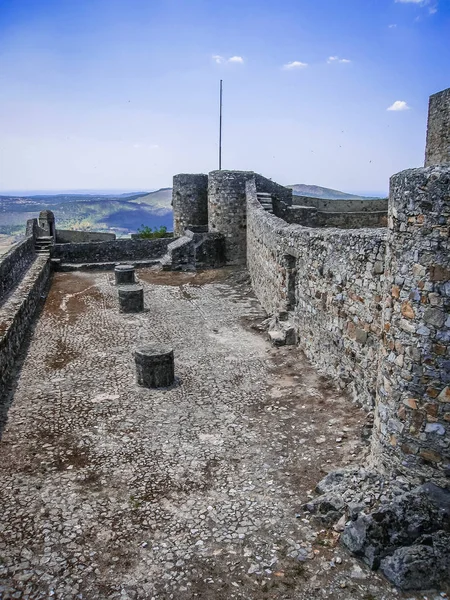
287;184;378;200
0;188;173;238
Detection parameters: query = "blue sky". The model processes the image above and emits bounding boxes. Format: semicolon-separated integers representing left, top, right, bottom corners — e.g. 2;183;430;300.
0;0;449;194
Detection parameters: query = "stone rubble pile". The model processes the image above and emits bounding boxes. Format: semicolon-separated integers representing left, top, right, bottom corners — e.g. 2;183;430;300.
303;467;450;590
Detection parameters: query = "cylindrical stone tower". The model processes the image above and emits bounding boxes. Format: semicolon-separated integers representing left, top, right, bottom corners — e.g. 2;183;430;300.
172;174;208;236
371;165;450;487
208;170;254;264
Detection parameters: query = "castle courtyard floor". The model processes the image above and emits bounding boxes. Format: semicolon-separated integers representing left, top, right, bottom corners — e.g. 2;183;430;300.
0;268;433;600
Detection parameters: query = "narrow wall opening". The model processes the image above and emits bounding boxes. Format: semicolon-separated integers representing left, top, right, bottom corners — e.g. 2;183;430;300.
283;254;297;310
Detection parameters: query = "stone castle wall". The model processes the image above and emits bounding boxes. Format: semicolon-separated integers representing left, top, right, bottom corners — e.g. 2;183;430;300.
50;237;173;264
371;165;450;487
0;256;51;402
172;174;208;236
208;170;254;264
425;87;450;167
0;236;36;304
246;178;387;409
292;196;388;213
56;230;116;244
274;200;387;229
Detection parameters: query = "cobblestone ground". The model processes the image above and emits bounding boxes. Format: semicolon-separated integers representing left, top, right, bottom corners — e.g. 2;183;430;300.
0;268;436;599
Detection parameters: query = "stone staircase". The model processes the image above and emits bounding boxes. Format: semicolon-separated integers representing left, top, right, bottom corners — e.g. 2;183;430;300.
35;236;53;255
160;235;195;271
257;192;274;214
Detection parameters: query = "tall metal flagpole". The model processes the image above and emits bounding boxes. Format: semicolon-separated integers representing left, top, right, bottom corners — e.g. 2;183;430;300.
219;79;223;170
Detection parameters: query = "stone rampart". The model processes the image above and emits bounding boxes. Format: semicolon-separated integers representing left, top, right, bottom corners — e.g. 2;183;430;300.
0;237;36;304
208;170;254;264
275;200;387;229
247;178;387;408
371;165;450;487
292;196;388;213
254;174;293;205
56;230;116;243
425;87;450;167
50;237;174;264
173;174;208;236
0;256;51;402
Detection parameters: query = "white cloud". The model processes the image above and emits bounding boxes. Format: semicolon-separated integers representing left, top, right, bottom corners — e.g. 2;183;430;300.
388;23;397;27
282;61;308;70
395;0;438;12
327;56;351;64
387;100;411;111
212;55;244;65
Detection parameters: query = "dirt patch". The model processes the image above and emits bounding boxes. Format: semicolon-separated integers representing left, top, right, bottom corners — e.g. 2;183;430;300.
45;272;113;324
45;338;81;370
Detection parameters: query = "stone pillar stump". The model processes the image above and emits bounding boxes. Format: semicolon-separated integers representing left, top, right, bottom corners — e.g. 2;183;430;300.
135;344;175;388
115;264;135;285
118;284;144;313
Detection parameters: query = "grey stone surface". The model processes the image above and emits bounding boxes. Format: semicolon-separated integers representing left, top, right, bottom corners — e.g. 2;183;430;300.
118;284;144;313
114;264;136;285
135;343;175;388
0;269;396;599
172;173;208;236
425;87;450;166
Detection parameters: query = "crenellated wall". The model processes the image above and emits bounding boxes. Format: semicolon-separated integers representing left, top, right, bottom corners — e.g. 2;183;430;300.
246;178;387;409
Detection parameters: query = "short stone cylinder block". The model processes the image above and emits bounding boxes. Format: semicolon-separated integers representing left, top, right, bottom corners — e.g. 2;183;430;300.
118;284;144;313
135;344;175;388
115;264;135;285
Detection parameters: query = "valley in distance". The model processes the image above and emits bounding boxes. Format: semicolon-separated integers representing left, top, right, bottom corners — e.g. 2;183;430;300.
0;184;386;255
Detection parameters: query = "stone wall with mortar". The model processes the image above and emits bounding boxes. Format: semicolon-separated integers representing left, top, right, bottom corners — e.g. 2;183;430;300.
50;237;174;264
246;178;387;408
173;174;208;236
56;230;116;243
425;87;450;167
371;165;450;488
254;174;294;205
0;236;36;304
292;196;388;213
274;200;388;229
208;170;255;264
0;256;51;402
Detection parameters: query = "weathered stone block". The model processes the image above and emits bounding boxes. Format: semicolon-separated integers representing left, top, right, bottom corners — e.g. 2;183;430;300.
118;284;144;313
135;344;175;388
115;264;135;285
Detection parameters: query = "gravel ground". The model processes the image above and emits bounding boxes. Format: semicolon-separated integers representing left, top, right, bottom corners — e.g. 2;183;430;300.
0;268;444;599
